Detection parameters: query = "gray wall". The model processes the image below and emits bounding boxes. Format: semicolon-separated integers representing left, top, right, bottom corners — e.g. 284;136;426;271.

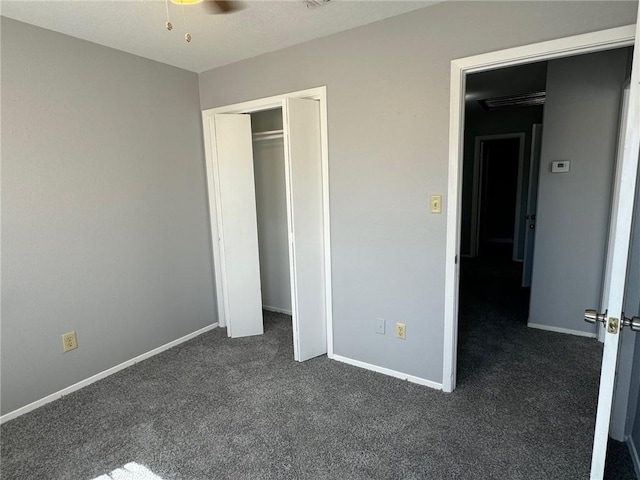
199;1;637;382
528;48;630;335
1;18;215;414
251;110;292;312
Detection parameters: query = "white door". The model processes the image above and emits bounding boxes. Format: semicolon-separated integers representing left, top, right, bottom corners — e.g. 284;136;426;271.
210;114;264;338
283;98;327;361
588;17;640;479
522;124;542;287
598;85;631;344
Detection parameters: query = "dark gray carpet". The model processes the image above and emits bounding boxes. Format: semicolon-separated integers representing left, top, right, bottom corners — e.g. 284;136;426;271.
0;260;636;479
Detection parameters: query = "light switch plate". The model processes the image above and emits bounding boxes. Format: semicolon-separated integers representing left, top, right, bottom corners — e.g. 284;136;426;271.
430;195;442;214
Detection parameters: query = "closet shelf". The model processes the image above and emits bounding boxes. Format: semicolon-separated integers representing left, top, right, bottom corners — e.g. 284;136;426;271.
252;129;284;141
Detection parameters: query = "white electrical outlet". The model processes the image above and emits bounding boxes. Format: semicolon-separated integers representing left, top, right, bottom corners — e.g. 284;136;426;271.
551;160;570;173
395;323;406;340
62;331;78;352
376;318;386;335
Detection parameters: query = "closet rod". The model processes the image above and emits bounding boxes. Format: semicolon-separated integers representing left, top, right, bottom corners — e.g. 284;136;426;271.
252;129;284;141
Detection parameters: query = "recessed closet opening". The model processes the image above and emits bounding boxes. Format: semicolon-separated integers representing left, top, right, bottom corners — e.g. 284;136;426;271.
250;108;292;316
202;87;332;363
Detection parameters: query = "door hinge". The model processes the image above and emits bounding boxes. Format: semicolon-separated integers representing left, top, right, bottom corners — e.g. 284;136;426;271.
455;255;458;265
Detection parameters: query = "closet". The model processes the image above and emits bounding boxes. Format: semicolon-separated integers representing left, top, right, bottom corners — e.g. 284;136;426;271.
203;95;328;362
250;109;292;315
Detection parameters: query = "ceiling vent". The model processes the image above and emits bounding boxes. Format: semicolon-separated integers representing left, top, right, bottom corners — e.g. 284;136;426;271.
478;91;546;111
305;0;331;8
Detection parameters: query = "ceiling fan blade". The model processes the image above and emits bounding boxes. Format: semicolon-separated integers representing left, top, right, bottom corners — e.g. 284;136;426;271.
203;0;241;14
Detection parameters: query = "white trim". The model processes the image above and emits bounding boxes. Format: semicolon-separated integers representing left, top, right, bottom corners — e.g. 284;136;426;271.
470;133;526;260
201;86;333;358
452;25;635;74
202;87;327;115
527;322;597;339
443;24;636;394
319;90;333;359
262;305;293;316
202;114;226;328
332;354;442;390
0;323;218;424
628;434;640;480
282;97;300;360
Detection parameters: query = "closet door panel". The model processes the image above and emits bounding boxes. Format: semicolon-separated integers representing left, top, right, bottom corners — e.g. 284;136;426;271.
213;114;264;338
283;98;326;361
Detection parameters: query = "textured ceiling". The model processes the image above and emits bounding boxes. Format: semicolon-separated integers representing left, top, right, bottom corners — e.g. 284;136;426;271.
1;0;438;73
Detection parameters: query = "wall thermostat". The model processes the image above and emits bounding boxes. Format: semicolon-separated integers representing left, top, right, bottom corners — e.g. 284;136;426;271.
551;161;570;173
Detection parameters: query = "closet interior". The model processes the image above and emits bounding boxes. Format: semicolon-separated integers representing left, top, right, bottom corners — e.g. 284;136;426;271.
250;108;292;316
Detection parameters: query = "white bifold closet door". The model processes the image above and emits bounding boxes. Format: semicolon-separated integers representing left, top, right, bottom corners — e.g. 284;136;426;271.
210;98;326;362
211;114;264;338
283;98;326;362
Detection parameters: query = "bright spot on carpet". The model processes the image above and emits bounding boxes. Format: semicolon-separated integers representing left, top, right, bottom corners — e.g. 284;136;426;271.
91;462;164;480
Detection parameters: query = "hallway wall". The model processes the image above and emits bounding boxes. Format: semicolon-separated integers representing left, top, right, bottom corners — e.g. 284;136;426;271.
529;48;630;336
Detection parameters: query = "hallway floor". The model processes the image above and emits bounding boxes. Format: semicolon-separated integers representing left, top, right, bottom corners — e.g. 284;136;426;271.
458;256;636;479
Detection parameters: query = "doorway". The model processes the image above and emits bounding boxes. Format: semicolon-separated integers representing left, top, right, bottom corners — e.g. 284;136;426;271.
458;68;544;388
251;108;292;316
443;24;639;480
471;134;525;261
201;87;333;362
444;26;636;391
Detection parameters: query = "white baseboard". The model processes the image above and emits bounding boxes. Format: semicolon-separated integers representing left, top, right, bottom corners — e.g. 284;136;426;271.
527;322;597;338
628;434;640;480
262;305;293;315
331;354;442;390
0;323;218;424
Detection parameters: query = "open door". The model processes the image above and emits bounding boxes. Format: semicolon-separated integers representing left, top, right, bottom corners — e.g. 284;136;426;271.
587;16;640;479
283;98;327;362
522;124;542;287
210;114;264;338
202;87;331;361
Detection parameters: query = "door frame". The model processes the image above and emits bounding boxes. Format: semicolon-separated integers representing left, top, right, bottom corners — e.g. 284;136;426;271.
201;86;334;358
470;133;526;260
522;123;543;288
443;25;636;393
